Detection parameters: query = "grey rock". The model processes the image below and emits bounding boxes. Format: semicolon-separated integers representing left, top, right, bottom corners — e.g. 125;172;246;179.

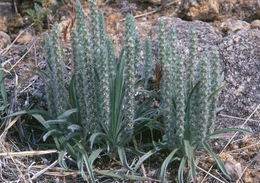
179;0;220;21
251;19;260;29
217;29;260;120
0;31;11;49
221;19;251;34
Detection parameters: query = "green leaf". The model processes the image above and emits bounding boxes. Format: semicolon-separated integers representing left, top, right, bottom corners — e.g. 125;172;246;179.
45;119;68;125
201;142;229;177
78;156;89;181
118;147;133;171
89;132;106;149
89;149;103;167
95;170;157;181
57;108;77;119
189;156;196;180
209;84;228;99
58;151;68;170
0;105;6;111
0;64;8;106
43;129;61;141
133;149;157;171
184;140;193;159
209;128;253;138
82;153;96;183
183;140;196;179
5;109;50;118
31;114;49;128
178;157;187;183
158;149;178;182
67;124;82;132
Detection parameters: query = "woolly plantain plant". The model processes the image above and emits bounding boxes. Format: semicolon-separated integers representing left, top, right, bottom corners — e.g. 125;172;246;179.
157;21;252;182
0;63;8;120
34;0;157;181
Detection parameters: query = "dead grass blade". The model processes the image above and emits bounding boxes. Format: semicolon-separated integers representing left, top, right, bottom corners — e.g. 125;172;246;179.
219;114;260;123
0;115;21;141
0;24;34;56
31;160;58;180
196;165;225;183
0;150;57;157
8;39;37;72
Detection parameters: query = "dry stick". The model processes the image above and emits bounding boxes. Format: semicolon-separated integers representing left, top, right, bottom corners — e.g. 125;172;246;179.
222;105;259;151
201;104;260;183
19;76;37;93
219;114;260;123
0;115;21;140
0;24;34;55
0;142;26;182
31;160;58;180
8;39;37;72
228;140;260;153
120;1;177;21
0;149;58;156
196;166;225;183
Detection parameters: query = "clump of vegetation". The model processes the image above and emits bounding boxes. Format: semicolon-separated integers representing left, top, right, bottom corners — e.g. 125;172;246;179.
26;0;52;30
41;0;156;181
9;0;252;182
157;20;226;182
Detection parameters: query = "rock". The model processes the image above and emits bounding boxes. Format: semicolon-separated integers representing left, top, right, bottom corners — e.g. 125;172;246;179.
16;30;34;44
251;19;260;29
220;153;242;181
0;17;8;32
220;19;251;34
218;0;260;21
0;1;13;32
149;17;259;131
179;0;220;21
5;14;24;32
0;31;11;49
179;0;260;22
217;29;260;122
0;1;24;32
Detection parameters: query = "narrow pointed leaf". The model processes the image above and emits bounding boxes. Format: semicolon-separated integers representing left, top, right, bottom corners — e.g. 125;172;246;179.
178;157;187;183
118;147;133;171
202;142;229;177
209;128;253;139
158;149;178;182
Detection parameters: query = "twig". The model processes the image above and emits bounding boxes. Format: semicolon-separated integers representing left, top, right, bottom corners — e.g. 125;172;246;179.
0;24;34;55
222;105;259;151
8;39;37;72
228;140;260;153
19;76;37;93
0;142;26;182
196;165;226;183
31;160;58;180
0;149;58;156
219;114;260;123
0;115;21;141
121;1;177;21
